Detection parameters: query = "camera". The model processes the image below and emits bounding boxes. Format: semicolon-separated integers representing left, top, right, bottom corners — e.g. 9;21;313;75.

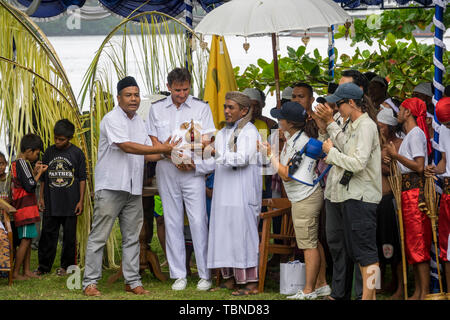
339;170;353;186
288;152;303;176
316;97;327;104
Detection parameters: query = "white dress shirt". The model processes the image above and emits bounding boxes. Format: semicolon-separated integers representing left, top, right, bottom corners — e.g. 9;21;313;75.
147;95;216;144
95;106;151;195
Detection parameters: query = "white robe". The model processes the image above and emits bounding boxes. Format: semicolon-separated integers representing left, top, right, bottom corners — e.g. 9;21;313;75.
207;121;262;269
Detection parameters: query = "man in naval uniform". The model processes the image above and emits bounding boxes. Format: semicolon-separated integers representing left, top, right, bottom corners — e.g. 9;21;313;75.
147;68;216;291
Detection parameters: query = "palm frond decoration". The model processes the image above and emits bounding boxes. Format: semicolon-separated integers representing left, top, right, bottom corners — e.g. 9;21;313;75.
0;0;93;267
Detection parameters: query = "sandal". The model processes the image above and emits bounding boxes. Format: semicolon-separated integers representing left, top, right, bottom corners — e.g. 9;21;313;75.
208;283;235;292
56;268;67;276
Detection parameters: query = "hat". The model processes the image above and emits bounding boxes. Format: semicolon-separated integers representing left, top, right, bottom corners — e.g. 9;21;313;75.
270;101;307;123
225;91;251;109
377;107;398;126
117;76;139;94
325;82;364;104
413;82;433;98
370;76;388;87
282;87;293;100
242;88;263;106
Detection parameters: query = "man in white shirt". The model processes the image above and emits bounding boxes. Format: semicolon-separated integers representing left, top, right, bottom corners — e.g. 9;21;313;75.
82;77;175;297
386;97;431;300
148;68;216;291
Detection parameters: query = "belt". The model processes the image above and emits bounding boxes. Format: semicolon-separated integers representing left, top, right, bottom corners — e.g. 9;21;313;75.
401;172;424;191
402;172;427;211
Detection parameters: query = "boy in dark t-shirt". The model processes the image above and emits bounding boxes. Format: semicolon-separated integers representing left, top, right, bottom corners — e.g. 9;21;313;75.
35;119;86;276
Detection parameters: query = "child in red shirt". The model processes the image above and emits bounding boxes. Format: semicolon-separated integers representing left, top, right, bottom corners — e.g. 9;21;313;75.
11;134;47;280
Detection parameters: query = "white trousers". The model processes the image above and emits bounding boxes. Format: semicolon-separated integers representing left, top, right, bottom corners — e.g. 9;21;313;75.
156;160;210;280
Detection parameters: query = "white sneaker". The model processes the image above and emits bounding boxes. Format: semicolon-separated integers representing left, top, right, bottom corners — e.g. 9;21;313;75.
314;285;332;297
172;278;187;291
197;279;212;291
287;289;318;300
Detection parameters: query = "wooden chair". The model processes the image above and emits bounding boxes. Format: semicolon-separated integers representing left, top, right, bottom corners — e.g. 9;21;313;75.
258;198;295;293
0;199;16;286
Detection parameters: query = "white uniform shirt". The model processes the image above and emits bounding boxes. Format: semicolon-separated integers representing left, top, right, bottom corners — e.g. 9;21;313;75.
95;106;151;195
437;125;450;177
397;126;428;174
279;130;318;203
147;95;216;147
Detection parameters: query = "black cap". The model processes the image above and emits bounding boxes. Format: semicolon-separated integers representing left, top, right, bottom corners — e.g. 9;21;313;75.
270;101;307;122
117;76;139;94
325;82;364;104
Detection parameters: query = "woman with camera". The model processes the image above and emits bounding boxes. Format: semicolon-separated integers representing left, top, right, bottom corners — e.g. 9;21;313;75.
258;101;330;300
314;82;382;300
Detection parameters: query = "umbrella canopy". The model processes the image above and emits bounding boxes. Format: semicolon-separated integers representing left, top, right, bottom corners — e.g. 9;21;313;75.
194;0;350;36
194;0;351;107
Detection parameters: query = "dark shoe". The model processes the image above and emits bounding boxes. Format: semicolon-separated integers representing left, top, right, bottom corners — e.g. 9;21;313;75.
125;285;150;295
84;284;101;297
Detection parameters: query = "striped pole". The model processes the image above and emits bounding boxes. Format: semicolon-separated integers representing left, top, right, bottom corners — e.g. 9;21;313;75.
185;0;193;71
328;25;335;79
430;0;447;294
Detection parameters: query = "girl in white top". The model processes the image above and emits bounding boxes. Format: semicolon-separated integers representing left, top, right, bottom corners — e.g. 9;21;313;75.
258;101;330;300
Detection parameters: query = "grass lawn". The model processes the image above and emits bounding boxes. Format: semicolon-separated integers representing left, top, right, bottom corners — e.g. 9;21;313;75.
0;221;401;300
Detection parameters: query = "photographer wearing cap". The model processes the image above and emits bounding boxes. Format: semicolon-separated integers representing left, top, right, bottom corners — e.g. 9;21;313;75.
258;101;330;300
314;82;382;300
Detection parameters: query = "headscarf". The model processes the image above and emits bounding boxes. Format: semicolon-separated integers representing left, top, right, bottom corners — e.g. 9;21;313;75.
225;91;253;152
436;97;450;123
401;97;431;155
377;107;398;126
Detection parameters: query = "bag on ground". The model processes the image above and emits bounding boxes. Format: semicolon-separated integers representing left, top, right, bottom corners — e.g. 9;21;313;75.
280;260;305;295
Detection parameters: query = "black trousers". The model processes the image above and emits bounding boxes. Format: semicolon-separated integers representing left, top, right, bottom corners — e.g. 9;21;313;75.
325;200;363;300
38;215;77;273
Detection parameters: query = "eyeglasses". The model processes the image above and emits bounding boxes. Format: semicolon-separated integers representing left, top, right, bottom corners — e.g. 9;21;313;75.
336;99;349;108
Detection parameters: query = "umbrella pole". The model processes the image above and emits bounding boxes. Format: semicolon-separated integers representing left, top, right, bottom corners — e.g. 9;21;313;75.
271;33;281;109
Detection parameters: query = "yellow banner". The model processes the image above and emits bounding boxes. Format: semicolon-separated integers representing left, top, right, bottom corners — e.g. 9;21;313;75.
204;35;237;129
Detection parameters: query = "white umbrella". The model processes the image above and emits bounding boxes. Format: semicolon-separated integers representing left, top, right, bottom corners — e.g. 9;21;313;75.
195;0;351;106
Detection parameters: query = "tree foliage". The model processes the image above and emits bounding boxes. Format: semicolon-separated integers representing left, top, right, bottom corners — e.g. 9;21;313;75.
235;8;450;99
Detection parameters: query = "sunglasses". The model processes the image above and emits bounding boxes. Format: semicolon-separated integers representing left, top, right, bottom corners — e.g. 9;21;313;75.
336;99;349;108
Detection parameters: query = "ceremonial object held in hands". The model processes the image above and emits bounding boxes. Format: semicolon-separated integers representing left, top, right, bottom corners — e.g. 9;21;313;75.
423;176;446;300
388;161;408;300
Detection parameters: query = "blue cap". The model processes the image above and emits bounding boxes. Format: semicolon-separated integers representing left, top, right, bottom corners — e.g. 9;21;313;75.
325;82;363;104
270;101;307;122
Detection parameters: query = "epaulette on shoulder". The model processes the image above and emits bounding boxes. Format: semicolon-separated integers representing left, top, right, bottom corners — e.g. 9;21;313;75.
192;97;208;104
151;97;168;105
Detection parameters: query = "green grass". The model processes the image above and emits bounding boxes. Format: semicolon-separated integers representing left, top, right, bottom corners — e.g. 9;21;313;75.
0;222;396;300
